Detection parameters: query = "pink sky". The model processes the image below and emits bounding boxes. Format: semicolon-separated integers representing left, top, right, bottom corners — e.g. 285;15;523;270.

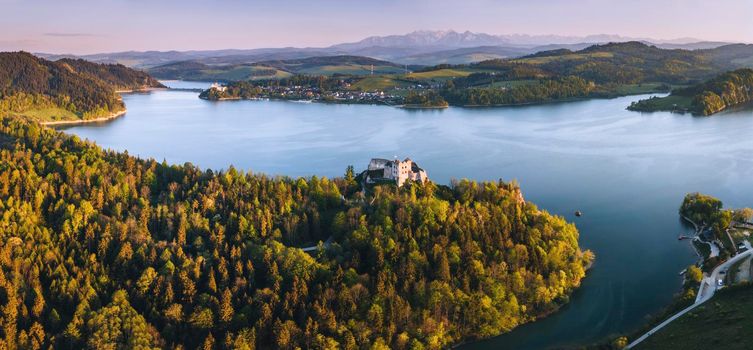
1;0;752;54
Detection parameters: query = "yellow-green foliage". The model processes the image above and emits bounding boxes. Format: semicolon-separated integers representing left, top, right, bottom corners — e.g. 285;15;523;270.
0;92;120;121
693;91;726;115
689;69;753;115
0;116;591;349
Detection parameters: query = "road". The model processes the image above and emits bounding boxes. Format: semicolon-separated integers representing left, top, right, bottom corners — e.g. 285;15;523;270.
300;236;333;252
694;237;720;258
626;248;753;349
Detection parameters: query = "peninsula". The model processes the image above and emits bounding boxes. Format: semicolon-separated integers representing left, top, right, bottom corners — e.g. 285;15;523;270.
0;115;593;349
628;69;753;116
0;52;164;123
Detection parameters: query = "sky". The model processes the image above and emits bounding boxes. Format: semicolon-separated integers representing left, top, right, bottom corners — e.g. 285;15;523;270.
1;0;752;54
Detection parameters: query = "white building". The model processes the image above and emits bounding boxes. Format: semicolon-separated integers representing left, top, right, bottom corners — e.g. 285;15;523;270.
366;157;428;186
210;82;227;92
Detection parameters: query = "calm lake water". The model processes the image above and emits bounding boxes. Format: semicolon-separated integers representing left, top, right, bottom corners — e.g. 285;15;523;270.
62;81;753;349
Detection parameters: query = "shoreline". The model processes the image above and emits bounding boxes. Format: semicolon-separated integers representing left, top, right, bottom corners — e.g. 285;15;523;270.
199;90;667;110
399;104;449;109
115;87;168;93
451;259;594;349
40;109;127;126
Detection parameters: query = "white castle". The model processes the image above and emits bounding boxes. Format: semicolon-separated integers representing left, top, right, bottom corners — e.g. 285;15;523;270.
209;82;227;92
365;157;428;186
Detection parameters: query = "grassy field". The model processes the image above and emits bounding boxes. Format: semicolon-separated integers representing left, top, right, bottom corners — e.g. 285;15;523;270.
635;284;753;350
513;51;614;65
298;65;404;76
349;76;416;91
630;95;694;112
613;83;670;95
202;66;291;81
407;68;474;80
484;80;538;89
15;107;80;122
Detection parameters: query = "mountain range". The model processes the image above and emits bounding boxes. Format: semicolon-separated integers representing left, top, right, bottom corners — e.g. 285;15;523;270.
37;30;735;68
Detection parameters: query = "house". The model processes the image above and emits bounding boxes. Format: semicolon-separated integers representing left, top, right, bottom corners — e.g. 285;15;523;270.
365;157;428;186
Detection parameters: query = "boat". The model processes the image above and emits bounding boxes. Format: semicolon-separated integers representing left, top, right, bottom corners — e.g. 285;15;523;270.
575;210;583;217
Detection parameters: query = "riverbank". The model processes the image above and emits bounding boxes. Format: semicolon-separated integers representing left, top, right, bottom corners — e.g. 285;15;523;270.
40;109;127;126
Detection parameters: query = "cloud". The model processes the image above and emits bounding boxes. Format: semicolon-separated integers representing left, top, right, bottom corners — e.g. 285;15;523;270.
43;32;100;37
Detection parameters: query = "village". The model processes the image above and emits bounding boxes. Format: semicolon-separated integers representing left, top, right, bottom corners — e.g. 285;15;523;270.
208;81;407;105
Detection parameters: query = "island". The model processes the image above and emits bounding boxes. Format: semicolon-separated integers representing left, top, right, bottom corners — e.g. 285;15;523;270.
628;69;753;116
0;115;593;349
0;52;164;124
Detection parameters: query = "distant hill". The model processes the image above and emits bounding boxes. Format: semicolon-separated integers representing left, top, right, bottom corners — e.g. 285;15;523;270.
655;41;731;50
56;58;163;91
0;52;163;122
149;61;291;82
477;41;753;84
38;30;736;69
396;46;530;65
257;55;403;75
704;44;753;67
39;48;347;69
149;55;406;81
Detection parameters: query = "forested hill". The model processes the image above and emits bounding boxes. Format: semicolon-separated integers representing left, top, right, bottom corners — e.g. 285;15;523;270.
0;52;163;122
475;41;746;85
629;69;753;115
56;58;164;91
0;115;592;349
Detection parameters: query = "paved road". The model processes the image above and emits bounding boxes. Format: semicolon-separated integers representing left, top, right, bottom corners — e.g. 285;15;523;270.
694;237;720;258
626;248;753;349
300;236;333;252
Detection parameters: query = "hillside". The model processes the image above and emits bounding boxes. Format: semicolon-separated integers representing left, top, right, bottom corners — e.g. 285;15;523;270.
0;115;593;349
426;42;753;107
634;284;753;350
56;58;164;91
257;55;403;74
629;69;753;115
0;52;163;123
150;55;406;81
397;46;529;65
149;61;291;81
484;41;716;84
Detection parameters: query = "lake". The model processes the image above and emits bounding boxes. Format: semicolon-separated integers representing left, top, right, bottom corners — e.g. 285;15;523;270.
62;81;753;349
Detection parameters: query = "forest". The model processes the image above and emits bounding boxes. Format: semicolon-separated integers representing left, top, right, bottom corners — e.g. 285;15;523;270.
629;69;753;115
0;52;164;121
441;76;596;106
403;91;448;108
0;115;592;349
